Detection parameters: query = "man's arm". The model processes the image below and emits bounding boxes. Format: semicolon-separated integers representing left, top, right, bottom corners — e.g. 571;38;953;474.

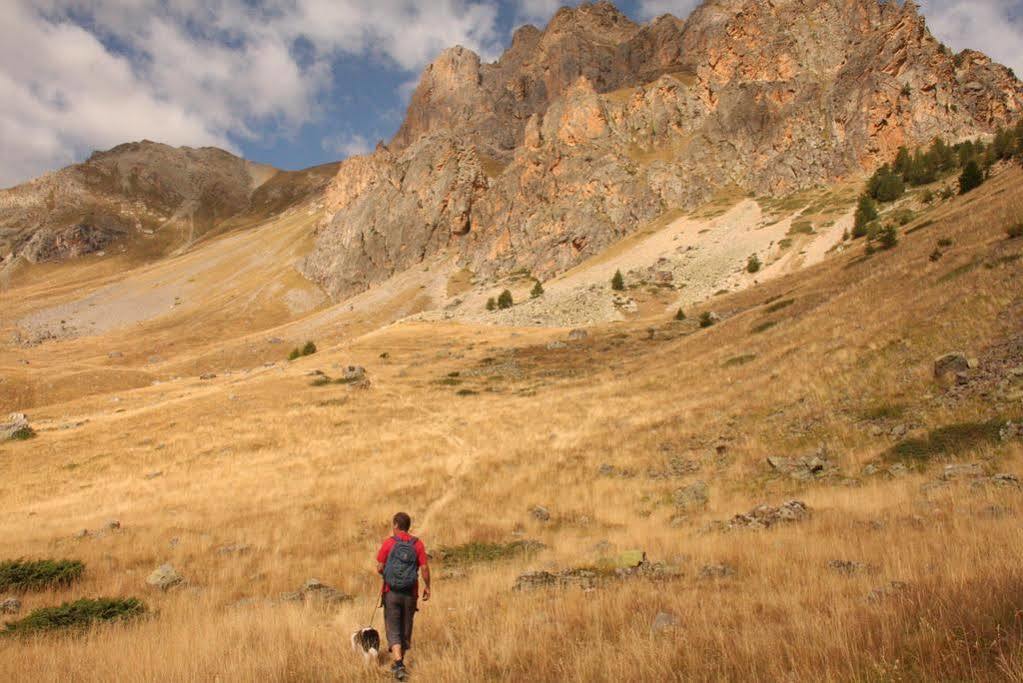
377;561;385;575
421;564;431;601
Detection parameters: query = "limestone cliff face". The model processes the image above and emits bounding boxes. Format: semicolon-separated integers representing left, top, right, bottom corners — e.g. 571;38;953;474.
304;0;1023;297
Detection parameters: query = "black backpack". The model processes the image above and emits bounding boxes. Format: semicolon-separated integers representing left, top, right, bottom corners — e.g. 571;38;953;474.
383;536;419;593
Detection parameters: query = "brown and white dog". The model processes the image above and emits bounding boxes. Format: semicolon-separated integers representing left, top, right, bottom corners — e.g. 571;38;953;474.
350;627;381;664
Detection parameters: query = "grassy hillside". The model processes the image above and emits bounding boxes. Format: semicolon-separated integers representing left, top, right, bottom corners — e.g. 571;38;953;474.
0;167;1021;681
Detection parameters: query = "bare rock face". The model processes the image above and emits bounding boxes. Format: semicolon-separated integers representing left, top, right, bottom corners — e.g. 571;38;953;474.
303;0;1023;300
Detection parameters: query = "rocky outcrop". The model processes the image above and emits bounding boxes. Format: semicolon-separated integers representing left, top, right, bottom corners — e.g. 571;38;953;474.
0;142;336;266
303;0;1023;299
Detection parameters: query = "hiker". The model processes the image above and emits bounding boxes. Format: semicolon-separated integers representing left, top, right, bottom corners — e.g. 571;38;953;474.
376;512;430;680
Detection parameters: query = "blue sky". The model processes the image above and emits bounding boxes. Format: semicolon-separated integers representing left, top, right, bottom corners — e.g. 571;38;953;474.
1;0;1022;187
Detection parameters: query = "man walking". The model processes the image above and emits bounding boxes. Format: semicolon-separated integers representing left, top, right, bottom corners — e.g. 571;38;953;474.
377;512;430;681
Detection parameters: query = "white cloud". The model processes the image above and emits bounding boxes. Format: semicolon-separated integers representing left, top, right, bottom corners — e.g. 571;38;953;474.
636;0;700;21
0;0;506;188
322;132;374;158
516;0;566;24
919;0;1023;76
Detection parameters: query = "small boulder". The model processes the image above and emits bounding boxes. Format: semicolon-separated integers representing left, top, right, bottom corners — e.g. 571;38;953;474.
199;373;217;380
651;611;678;634
546;340;568;350
568;329;588;341
300;578;352;605
343;366;366;382
1;597;21;615
146;564;184;591
934;353;970;380
827;560;873;576
941;463;983;481
867;580;909;603
1;413;32;441
530;505;551;522
698;563;736;580
673;480;709;511
513;570;557;591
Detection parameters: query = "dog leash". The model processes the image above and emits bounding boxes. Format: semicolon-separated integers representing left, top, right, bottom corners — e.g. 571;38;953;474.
366;582;383;628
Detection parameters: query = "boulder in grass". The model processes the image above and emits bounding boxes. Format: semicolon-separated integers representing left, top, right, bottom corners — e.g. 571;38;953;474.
146;564;183;591
1;413;33;441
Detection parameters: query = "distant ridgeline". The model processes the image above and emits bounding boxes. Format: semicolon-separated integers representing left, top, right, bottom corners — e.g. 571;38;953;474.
853;119;1023;238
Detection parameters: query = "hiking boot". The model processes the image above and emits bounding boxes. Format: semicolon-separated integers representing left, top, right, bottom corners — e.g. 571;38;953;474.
392;661;408;681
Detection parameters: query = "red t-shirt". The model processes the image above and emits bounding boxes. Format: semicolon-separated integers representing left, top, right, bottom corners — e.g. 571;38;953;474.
377;531;428;595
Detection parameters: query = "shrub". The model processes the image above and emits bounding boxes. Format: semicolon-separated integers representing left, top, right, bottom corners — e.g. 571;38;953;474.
853;195;878;236
9;427;35;441
929;249;944;262
485;297;496;311
3;598;146;635
751;320;777;334
674;308;686;321
921;189;935;204
937;238;954;248
530;281;544;299
1007;223;1023;239
0;560;85;592
867;166;905;202
940;185;955;200
611;269;625;291
301;341;317;356
699;312;716;328
497;290;513;309
959;160;984;194
879;225;899;250
746;254;762;273
765;298;795;313
288;348;301;361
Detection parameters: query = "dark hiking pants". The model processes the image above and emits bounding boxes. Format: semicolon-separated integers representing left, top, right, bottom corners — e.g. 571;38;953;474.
383;591;417;653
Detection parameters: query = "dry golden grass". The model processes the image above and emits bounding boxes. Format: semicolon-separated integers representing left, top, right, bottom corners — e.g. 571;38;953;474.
1;169;1023;681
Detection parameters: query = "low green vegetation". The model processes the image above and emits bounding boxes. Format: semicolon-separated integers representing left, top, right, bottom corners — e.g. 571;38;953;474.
1007;222;1023;239
611;269;625;291
288;341;317;361
723;353;757;368
884;420;1007;464
765;298;795;314
436;540;544;567
674;308;686;321
751;320;777;334
746;254;762;273
699;312;716;328
497;290;514;309
959;160;984;195
0;559;84;593
530;281;544;299
788;220;815;236
486;297;496;311
3;598;146;635
9;426;35;441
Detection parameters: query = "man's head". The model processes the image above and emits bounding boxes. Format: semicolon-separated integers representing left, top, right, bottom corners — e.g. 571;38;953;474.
392;512;412;532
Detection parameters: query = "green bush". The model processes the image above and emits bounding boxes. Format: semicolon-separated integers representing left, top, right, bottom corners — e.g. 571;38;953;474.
301;341;317;356
530;281;544;299
497;290;513;309
879;225;899;250
611;269;625;291
1007;223;1023;239
674;308;686;321
853;195;878;237
0;560;85;592
959;160;984;194
288;349;301;361
3;598;145;635
485;297;496;311
699;312;716;329
746;254;762;273
9;427;35;441
867;165;905;202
